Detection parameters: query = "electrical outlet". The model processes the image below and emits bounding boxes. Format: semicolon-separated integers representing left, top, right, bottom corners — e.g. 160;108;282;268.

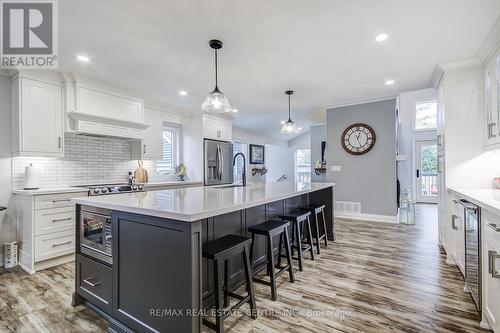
331;165;342;172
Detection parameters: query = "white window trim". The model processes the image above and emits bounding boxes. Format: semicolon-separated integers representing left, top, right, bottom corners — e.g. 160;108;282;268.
157;122;182;176
413;100;438;132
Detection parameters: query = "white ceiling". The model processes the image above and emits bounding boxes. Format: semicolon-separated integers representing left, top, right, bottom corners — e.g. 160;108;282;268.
59;0;500;140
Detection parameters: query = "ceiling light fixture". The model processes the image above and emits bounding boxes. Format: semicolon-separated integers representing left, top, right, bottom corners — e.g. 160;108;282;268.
232;109;238;113
385;79;395;86
375;33;389;42
76;55;90;63
280;90;301;134
179;90;188;96
201;39;232;113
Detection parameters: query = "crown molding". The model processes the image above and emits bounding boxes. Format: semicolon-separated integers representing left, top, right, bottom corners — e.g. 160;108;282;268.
323;95;397;110
476;15;500;66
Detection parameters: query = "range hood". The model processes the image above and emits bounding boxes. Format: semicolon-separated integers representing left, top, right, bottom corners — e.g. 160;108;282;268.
64;73;150;140
68;112;149;140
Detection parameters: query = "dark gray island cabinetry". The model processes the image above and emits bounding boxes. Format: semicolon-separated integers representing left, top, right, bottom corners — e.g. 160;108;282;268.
72;183;334;333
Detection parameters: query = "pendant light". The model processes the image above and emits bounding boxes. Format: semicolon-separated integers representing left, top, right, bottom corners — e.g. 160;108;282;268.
201;39;232;113
280;90;301;134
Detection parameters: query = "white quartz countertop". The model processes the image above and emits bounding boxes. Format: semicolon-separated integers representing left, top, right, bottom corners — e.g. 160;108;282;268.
72;182;335;222
143;180;203;188
12;180;204;196
448;187;500;216
13;187;88;195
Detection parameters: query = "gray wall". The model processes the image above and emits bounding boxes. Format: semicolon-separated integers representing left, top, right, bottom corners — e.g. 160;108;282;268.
326;99;397;216
311;125;326;182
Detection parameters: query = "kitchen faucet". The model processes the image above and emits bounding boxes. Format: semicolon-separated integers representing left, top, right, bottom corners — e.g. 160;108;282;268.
233;153;246;186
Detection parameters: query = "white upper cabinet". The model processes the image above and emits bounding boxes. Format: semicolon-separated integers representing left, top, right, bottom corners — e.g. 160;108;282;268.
202;114;232;141
12;75;64;157
484;54;500;148
131;108;163;160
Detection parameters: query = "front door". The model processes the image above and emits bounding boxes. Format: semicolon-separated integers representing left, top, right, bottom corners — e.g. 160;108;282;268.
415;140;438;203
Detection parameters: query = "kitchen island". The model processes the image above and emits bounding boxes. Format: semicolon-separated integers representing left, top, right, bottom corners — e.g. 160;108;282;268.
72;182;334;333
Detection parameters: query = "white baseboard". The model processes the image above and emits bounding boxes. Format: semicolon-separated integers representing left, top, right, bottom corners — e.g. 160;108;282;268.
335;212;398;223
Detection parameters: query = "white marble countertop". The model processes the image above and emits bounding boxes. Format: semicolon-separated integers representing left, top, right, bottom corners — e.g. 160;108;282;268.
72;182;335;222
448;187;500;216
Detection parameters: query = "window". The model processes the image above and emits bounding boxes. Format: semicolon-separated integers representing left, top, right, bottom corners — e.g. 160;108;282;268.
294;149;311;183
414;101;438;130
157;123;181;174
233;141;248;184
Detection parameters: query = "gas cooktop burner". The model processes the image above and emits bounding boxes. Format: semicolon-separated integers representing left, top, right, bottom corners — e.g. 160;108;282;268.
74;183;145;196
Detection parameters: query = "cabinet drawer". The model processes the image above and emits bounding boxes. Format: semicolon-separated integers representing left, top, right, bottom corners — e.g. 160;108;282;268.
35;207;75;236
35;192;87;210
77;254;112;314
34;230;75;262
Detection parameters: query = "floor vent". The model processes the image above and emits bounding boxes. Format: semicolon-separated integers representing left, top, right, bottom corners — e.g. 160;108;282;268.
334;201;361;214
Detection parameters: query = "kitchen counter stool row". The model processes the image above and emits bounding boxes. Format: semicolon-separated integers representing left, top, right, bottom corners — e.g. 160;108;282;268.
202;203;329;333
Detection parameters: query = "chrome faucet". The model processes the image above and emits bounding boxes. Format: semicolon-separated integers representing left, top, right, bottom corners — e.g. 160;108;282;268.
233;153;246;186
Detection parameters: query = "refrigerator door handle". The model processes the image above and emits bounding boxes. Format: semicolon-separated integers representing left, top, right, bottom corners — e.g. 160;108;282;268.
217;145;222;181
220;146;224;181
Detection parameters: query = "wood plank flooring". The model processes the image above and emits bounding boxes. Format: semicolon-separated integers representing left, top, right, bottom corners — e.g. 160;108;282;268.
0;205;489;332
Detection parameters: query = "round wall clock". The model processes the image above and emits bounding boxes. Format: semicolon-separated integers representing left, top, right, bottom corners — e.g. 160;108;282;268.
341;123;376;155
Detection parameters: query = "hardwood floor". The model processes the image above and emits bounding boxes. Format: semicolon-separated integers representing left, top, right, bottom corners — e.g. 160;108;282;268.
0;205;488;332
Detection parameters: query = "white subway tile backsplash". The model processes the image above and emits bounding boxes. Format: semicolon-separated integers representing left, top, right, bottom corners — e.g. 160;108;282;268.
12;133;175;189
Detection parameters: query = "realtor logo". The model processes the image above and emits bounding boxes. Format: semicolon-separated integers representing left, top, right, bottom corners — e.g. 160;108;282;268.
1;0;58;69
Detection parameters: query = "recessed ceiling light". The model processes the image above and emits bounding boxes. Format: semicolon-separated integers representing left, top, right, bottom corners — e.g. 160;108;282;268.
76;55;90;63
385;79;395;86
232;109;238;113
179;90;188;96
375;33;389;42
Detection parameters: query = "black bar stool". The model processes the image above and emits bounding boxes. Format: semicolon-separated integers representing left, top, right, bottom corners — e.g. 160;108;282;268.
248;220;295;301
202;234;257;333
279;210;314;271
300;204;328;254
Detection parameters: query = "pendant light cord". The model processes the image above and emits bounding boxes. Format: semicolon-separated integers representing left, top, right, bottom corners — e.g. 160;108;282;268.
214;49;218;90
288;94;291;121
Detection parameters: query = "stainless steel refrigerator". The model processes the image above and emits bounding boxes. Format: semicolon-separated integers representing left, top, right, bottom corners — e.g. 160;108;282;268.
204;139;234;186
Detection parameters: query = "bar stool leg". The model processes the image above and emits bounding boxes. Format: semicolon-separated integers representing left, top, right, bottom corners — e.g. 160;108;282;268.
295;220;304;271
267;235;277;301
242;245;257;319
322;209;329;246
290;221;295;256
214;259;225;333
283;227;295;283
277;232;283;268
223;260;230;308
305;216;315;260
249;233;256;263
314;211;321;254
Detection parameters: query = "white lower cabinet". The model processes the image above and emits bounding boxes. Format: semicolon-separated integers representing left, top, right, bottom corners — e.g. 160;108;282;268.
483;211;500;332
16;191;87;274
447;197;466;274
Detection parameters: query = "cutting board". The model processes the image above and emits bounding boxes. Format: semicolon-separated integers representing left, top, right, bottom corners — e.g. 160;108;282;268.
134;161;148;183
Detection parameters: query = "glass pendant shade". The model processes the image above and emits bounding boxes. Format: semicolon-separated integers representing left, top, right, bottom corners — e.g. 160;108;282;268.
280;90;301;134
281;119;300;134
202;39;232;113
201;87;232;113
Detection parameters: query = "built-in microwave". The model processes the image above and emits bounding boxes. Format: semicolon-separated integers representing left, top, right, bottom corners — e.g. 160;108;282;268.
80;206;112;265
